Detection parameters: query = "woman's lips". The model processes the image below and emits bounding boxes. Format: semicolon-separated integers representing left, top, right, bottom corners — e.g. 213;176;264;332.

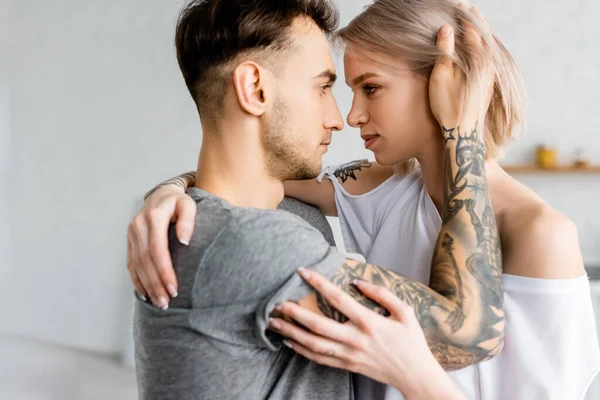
362;134;380;149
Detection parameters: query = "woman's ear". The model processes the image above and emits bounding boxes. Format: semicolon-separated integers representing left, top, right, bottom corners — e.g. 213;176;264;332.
232;61;269;116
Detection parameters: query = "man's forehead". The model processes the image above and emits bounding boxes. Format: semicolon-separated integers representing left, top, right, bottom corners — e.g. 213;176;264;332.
292;45;336;78
287;17;335;72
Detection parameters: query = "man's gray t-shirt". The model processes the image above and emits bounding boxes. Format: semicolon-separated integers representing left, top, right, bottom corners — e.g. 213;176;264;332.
134;189;352;400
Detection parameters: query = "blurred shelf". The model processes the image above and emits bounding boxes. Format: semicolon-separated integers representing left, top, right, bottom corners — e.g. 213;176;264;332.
502;165;600;174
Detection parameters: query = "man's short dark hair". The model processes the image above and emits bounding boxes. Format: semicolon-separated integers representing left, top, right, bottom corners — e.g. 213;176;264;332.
175;0;339;121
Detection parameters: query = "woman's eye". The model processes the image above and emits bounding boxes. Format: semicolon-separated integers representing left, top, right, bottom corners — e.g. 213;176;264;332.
363;85;378;96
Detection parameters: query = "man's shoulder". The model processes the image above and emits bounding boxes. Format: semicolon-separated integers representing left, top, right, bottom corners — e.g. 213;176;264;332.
189;189;315;232
183;194;334;269
189;191;314;235
202;207;335;274
222;208;323;247
197;207;339;298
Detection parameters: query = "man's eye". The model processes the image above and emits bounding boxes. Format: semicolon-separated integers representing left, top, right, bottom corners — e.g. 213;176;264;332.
321;85;332;94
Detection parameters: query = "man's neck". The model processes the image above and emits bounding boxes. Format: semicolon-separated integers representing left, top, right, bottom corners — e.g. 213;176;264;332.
194;127;284;210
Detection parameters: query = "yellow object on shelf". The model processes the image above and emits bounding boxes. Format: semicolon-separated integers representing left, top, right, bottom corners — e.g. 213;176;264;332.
536;146;557;169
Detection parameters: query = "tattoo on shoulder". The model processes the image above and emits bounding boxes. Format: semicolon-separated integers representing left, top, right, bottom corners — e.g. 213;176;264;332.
333;160;372;183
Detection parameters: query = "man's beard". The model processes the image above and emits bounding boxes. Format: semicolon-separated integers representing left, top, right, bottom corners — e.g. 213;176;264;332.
261;96;321;181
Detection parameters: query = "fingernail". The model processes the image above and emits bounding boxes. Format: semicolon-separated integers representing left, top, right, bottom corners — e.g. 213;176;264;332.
297;267;311;279
138;292;147;301
440;25;452;37
157;296;169;310
269;318;282;330
274;304;283;312
283;340;293;349
168;284;178;298
179;238;190;246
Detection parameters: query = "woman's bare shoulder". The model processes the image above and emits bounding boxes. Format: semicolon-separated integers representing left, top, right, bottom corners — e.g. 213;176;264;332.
330;160;395;196
500;193;585;279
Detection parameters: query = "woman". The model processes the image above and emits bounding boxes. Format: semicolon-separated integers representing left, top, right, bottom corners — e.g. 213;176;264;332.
128;1;600;399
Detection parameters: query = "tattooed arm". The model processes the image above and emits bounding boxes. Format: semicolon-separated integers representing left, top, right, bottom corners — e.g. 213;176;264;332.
143;171;197;200
296;121;503;370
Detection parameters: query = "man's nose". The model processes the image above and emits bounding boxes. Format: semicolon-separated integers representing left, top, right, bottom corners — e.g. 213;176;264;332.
326;98;344;132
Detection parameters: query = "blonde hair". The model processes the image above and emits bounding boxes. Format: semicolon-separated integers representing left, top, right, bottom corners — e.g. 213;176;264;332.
336;0;527;170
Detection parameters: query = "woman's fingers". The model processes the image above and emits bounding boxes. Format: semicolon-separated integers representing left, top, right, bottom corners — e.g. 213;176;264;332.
132;215;170;310
463;20;483;51
147;209;179;298
276;301;355;345
462;5;490;51
283;340;350;371
297;268;370;328
354;280;415;323
436;24;455;70
127;235;146;299
174;195;197;245
128;222;153;299
269;317;347;358
126;188;195;309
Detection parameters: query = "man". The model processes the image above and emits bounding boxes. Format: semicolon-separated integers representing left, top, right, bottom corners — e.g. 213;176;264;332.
132;0;502;398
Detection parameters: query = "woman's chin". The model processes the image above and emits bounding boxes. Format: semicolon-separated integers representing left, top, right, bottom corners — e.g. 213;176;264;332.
373;152;390;166
373;152;406;167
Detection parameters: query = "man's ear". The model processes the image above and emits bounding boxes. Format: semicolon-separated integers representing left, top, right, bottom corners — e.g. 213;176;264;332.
232;61;269;116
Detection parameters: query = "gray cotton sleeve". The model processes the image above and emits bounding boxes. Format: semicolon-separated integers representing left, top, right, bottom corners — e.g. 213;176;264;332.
193;210;346;351
255;245;346;351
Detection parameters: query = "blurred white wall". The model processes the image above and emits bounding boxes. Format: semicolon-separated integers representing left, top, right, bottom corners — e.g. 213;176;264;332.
0;0;12;280
0;0;202;352
479;0;600;265
0;0;599;355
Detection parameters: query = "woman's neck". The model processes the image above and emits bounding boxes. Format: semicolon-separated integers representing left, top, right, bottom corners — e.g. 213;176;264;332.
416;136;508;217
416;136;445;213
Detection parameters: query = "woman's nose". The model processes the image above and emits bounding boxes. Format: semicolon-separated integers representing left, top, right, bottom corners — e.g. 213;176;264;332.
347;109;367;128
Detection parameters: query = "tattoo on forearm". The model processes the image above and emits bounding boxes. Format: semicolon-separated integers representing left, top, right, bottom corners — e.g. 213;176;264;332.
442;126;456;146
318;122;504;370
316;262;389;323
143;171;197;200
427;341;486;371
333;160;372;183
432;122;504;365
